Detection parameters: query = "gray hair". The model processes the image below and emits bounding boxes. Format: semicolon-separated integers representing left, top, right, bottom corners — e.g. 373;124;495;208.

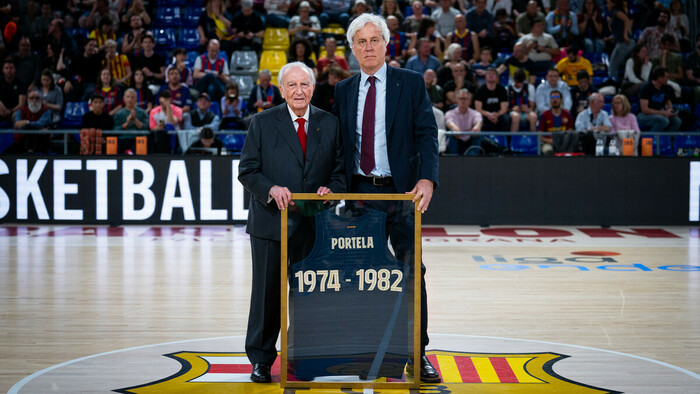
444;43;462;60
346;13;390;49
123;88;137;96
589;92;604;103
259;69;272;78
278;61;316;87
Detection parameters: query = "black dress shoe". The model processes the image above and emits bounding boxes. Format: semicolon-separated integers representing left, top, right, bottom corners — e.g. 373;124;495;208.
250;363;271;383
406;356;441;383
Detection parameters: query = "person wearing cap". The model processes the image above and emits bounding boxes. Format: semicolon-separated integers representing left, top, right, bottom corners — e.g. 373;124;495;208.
184;92;221;131
239;61;345;383
230;0;265;53
288;1;321;42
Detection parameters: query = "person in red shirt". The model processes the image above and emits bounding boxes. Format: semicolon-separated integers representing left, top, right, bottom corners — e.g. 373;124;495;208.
538;89;574;154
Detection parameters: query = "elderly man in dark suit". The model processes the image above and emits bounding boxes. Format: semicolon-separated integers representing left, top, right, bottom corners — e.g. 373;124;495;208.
238;61;345;383
333;13;441;383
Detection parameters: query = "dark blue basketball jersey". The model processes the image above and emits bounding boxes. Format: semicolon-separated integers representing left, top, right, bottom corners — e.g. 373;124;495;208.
288;209;414;380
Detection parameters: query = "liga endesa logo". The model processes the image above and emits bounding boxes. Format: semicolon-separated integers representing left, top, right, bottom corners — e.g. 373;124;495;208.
115;350;618;393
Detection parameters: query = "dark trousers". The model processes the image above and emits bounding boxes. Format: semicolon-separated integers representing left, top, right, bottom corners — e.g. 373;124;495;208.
246;220;314;365
349;178;430;353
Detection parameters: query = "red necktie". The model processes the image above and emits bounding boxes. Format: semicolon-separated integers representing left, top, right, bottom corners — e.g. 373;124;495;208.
360;76;376;175
296;117;307;157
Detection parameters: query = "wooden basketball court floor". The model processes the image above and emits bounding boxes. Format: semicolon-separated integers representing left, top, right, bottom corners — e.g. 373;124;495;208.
1;224;699;393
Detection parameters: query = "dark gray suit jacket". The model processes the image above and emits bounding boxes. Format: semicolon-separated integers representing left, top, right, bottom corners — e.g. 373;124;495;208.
238;103;346;241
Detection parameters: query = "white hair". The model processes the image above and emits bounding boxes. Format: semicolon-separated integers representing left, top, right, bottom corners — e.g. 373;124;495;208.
278;61;316;88
346;13;390;49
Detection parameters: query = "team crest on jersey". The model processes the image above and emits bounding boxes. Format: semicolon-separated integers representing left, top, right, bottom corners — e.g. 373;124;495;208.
115;350;618;393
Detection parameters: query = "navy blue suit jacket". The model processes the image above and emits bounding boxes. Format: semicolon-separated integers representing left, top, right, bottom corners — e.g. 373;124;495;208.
333;65;439;193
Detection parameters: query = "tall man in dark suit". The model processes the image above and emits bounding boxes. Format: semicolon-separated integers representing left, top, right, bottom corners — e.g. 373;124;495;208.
238;61;345;383
333;13;441;383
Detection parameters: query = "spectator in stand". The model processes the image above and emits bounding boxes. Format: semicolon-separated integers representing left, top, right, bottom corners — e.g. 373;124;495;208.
131;34;165;87
493;8;516;52
46;18;78;58
487;0;512;15
569;69;596;120
606;0;634;82
248;69;284;113
230;0;265;53
131;69;153;113
89;17;116;49
311;65;346;113
402;0;428;34
186;127;225;155
637;8;678;62
622;44;651;97
637;66;680;132
546;0;578;47
288;38;318;78
574;92;611;137
517;18;559;74
221;82;246;129
82;94;114;130
10;89;52;154
535;67;571;114
346;0;368;27
316;37;349;81
406;38;441;75
445;14;479;63
411;18;445;60
36;69;63;126
423;69;445;111
289;1;322;43
443;63;476;109
264;0;292;27
538;89;574;154
684;34;700;107
165;48;194;88
193;39;230;102
120;0;151;26
385;15;408;64
184;92;220;131
497;42;536;85
149;89;182;153
103;39;132;86
668;0;689;52
12;38;41;90
198;0;235;56
431;0;461;38
113;88;148;153
380;0;404;24
30;1;53;39
321;0;350;28
474;67;510;131
577;0;607;54
515;0;545;37
465;0;496;49
438;43;471;86
555;46;592;87
508;68;538;132
83;0;119;33
158;67;193;116
68;38;104;102
445;88;483;154
650;34;682;98
609;94;640;155
472;47;497;86
92;68;123;116
121;14;147;58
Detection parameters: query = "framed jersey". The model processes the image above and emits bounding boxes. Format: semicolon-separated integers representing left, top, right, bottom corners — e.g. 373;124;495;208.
280;193;422;390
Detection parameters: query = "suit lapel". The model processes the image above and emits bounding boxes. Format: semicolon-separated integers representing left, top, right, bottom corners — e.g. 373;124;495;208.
306;106;322;164
347;74;361;146
274;105;304;166
385;66;401;141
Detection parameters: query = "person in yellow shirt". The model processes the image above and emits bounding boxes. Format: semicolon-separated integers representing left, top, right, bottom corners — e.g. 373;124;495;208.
88;19;117;48
555;46;593;86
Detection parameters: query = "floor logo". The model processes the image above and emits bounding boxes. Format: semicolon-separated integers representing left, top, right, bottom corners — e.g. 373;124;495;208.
115;350;618;393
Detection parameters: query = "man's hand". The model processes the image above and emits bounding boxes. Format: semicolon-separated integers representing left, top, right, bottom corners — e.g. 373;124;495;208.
270;185;294;210
316;186;332;196
408;179;434;213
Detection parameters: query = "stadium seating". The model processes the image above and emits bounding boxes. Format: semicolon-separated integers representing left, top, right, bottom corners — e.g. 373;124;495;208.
177;28;200;50
157;0;186;5
209;101;221;118
230;75;255;99
510;134;539;155
259;50;287;76
262;28;290;51
220;134;246;152
674;133;700;153
60;102;89;129
153;28;176;51
230;50;259;74
154;6;181;27
183;7;203;27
